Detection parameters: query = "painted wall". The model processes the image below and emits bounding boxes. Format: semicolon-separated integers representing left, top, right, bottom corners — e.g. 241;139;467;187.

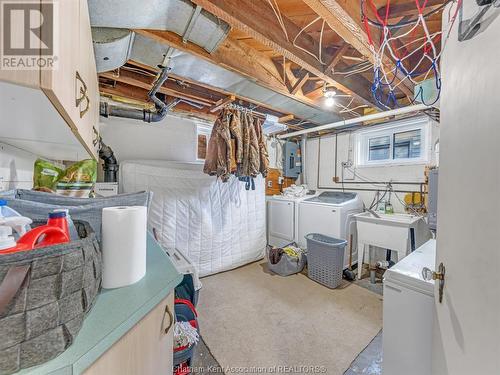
432;4;500;374
303;117;440;213
99;114;203;163
0;142;39;190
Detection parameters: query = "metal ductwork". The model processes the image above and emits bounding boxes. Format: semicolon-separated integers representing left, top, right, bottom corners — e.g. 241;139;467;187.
89;0;344;125
90;0;230;72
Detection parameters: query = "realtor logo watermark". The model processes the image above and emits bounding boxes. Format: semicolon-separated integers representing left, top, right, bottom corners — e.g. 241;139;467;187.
1;0;58;70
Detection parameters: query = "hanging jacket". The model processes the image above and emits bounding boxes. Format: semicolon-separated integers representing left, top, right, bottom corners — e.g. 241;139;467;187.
229;111;243;164
253;117;269;177
203;110;232;182
246;113;260;178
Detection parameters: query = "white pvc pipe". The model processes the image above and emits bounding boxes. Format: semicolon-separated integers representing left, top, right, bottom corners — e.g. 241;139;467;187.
278;104;431;139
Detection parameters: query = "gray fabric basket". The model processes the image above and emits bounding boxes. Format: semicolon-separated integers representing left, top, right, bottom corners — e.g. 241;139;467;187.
305;233;347;289
0;221;101;375
266;247;306;277
0;189;152;240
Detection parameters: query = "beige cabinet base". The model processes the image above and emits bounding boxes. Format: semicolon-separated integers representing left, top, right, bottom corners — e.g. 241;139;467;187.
83;293;174;375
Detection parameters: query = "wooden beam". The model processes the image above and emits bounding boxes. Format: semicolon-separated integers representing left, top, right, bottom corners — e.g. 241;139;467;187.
290;71;310;95
302;0;414;98
210;95;235;112
378;0;443;19
324;43;350;74
99;69;218;106
188;0;375;107
278;114;294;123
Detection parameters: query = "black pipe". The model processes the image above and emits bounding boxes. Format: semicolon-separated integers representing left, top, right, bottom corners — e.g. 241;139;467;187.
99;140;119;183
99;66;177;123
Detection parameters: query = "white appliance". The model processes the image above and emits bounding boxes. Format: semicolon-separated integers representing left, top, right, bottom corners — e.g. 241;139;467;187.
355;212;431;279
383;239;436;375
298;192;363;269
267;192;316;248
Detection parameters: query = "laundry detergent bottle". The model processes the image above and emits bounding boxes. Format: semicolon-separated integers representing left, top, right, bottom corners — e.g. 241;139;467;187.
0;211;70;255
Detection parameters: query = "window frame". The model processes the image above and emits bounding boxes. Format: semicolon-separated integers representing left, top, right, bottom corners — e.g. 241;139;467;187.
196;122;213;162
355;117;431;167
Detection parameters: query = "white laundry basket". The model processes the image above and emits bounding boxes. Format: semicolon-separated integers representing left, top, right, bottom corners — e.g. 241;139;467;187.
305;233;347;288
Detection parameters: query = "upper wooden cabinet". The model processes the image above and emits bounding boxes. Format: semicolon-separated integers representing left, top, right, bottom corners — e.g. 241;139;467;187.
0;0;99;160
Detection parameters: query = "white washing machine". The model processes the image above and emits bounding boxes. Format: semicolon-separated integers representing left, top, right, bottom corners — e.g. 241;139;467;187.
298;191;363;269
267;192;317;248
382;239;435;375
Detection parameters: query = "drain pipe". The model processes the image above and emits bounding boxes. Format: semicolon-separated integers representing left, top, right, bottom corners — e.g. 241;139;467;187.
100;54;178;122
99;141;119;182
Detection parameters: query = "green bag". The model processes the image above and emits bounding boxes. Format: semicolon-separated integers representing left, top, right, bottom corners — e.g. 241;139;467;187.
33;159;64;192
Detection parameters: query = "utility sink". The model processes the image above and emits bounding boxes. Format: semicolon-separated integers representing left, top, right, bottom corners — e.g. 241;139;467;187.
355;212;421;227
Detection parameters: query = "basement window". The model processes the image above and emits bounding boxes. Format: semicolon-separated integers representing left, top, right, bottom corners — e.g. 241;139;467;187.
196;123;212;161
356;117;430;167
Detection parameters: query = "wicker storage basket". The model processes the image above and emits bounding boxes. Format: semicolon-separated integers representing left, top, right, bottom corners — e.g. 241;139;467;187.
0;221;101;375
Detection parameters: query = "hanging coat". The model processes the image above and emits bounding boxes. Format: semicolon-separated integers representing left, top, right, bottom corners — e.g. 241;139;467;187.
240;113;260;178
253;117;269;177
203;110;232;181
229;110;243;164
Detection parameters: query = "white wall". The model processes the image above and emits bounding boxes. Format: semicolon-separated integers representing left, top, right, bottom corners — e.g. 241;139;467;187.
303;118;440;213
0;142;39;190
432;3;500;374
99;114;202;163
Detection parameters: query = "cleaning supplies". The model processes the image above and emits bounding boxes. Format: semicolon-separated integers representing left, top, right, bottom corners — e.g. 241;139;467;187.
0;211;70;255
53;208;79;240
0;226;16;251
0;200;31;234
0;216;33;237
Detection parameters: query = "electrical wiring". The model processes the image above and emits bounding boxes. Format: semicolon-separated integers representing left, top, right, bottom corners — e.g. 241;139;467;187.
292;16;327;65
267;0;289;41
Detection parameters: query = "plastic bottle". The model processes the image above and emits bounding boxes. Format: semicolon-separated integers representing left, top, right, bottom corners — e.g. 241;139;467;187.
0;200;31;234
0;226;16;251
53;209;79;241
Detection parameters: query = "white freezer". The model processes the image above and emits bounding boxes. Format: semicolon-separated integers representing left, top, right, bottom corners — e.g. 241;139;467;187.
382;239;436;375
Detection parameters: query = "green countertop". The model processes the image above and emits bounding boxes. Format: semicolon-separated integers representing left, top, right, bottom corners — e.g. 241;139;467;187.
16;234;183;375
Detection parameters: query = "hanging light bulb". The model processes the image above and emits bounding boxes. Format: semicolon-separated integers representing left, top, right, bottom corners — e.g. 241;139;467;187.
325;96;335;107
322;82;337;107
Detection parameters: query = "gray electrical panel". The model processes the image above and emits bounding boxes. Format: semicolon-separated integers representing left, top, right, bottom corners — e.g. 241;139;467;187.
283;141;301;179
428;168;438;231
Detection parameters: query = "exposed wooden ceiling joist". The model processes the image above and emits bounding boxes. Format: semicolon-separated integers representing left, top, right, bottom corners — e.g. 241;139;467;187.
100;61;317;128
324;43;350;74
290;71;310;95
301;0;414;98
99;69;218;106
210;95;236;113
189;0;375;107
134;29;337;113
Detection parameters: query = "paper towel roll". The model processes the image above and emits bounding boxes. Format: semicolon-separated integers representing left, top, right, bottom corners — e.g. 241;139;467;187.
102;206;147;289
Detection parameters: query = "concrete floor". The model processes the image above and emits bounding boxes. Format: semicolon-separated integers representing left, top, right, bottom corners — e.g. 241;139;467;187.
190;274;385;374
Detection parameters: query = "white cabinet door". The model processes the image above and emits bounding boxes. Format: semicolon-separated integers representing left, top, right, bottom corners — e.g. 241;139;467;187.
268;200;294;246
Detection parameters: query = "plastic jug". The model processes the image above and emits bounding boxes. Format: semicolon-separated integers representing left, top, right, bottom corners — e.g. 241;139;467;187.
53;209;79;240
0;199;31;234
0;211;70;255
